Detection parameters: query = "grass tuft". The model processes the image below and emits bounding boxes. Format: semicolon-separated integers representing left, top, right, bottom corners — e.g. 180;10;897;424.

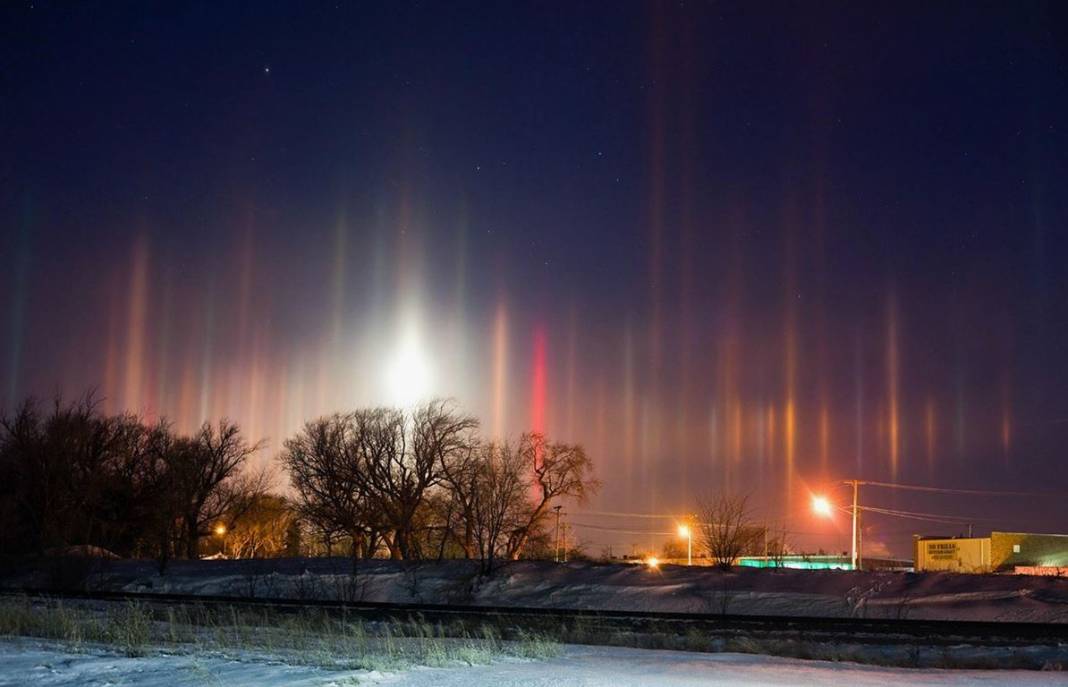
0;595;559;671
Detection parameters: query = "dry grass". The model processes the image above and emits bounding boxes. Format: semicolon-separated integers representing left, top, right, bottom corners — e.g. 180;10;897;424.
0;596;559;670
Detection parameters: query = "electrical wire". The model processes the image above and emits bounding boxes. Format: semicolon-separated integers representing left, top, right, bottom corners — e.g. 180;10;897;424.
569;522;675;535
575;510;679;519
858;480;1046;497
568;521;829;538
862;506;996;526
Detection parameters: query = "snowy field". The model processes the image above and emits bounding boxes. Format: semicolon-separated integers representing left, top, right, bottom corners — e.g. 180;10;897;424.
10;558;1068;623
1;639;1064;687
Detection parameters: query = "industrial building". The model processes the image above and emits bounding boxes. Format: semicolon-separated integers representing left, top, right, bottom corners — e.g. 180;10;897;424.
914;531;1068;573
737;555;911;571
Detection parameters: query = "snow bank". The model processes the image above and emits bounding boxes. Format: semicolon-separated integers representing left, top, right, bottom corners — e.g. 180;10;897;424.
6;558;1068;623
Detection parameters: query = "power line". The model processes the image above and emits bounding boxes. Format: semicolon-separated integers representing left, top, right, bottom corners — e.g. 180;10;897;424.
569;522;674;536
569;521;830;538
575;510;679;519
858;480;1048;497
862;506;981;526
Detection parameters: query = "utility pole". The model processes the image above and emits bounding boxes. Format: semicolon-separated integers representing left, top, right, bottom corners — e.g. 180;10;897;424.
685;523;692;566
763;519;769;565
553;505;563;563
857;509;863;571
850;479;859;571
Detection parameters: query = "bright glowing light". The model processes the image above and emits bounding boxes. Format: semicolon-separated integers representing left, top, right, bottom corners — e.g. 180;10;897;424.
214;524;227;536
812;495;833;518
677;524;690;539
384;332;433;408
646;556;660;569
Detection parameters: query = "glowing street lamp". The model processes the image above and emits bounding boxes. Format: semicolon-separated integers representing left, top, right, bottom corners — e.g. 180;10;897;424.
646;556;660;570
214;523;227;537
677;524;692;566
812;482;862;571
811;495;833;518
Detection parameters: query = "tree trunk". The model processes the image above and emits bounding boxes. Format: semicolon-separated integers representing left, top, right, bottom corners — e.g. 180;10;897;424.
185;519;200;559
350;534;360;575
463;519;475;559
387;533;402;560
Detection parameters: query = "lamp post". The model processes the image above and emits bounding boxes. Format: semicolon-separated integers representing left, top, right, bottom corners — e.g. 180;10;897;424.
849;479;859;571
677;524;692;566
812;481;862;571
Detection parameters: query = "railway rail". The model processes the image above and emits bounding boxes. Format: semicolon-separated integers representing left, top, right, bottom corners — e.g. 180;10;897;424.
5;587;1068;651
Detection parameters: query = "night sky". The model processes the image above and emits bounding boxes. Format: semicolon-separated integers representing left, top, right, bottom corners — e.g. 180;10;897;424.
3;2;1068;557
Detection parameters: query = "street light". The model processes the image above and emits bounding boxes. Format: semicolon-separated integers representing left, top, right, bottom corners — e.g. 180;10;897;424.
677;524;692;566
646;556;660;570
811;482;862;571
214;523;227;536
811;495;833;518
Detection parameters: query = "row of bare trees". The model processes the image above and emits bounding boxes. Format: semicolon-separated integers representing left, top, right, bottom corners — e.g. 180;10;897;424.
0;395;266;567
0;394;597;575
281;400;598;572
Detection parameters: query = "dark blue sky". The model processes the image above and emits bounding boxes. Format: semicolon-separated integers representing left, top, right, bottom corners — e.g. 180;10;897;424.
3;2;1068;554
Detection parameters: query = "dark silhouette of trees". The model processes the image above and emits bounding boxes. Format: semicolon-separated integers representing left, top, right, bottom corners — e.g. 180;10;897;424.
469;441;527;572
0;394;268;564
0;395;169;558
361;402;478;559
504;433;599;560
0;391;597;571
280;413;382;563
697;493;757;569
166;421;267;560
283;401;480;562
281;402;598;569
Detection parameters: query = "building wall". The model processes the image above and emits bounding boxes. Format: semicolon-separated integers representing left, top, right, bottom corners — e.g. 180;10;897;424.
990;532;1068;571
913;536;990;572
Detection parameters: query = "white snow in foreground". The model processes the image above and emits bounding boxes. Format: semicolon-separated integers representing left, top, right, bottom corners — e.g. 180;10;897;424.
383;645;1068;687
0;639;375;686
1;640;1065;687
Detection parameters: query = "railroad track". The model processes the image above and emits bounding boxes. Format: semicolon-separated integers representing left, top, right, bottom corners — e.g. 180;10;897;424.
5;586;1068;649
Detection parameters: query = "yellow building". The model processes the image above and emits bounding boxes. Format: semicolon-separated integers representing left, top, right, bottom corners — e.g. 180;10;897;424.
914;532;1068;573
914;536;991;572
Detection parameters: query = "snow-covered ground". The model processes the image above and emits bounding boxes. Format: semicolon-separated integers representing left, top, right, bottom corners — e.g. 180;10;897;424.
1;639;1064;687
12;558;1068;623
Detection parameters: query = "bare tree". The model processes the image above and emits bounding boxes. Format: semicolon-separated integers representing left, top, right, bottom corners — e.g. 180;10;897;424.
0;394;172;559
220;494;296;559
470;441;527;573
766;523;790;568
277;404;595;565
166;420;267;559
505;433;599;560
697;493;755;570
438;438;483;559
357;402;477;559
280;413;380;565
